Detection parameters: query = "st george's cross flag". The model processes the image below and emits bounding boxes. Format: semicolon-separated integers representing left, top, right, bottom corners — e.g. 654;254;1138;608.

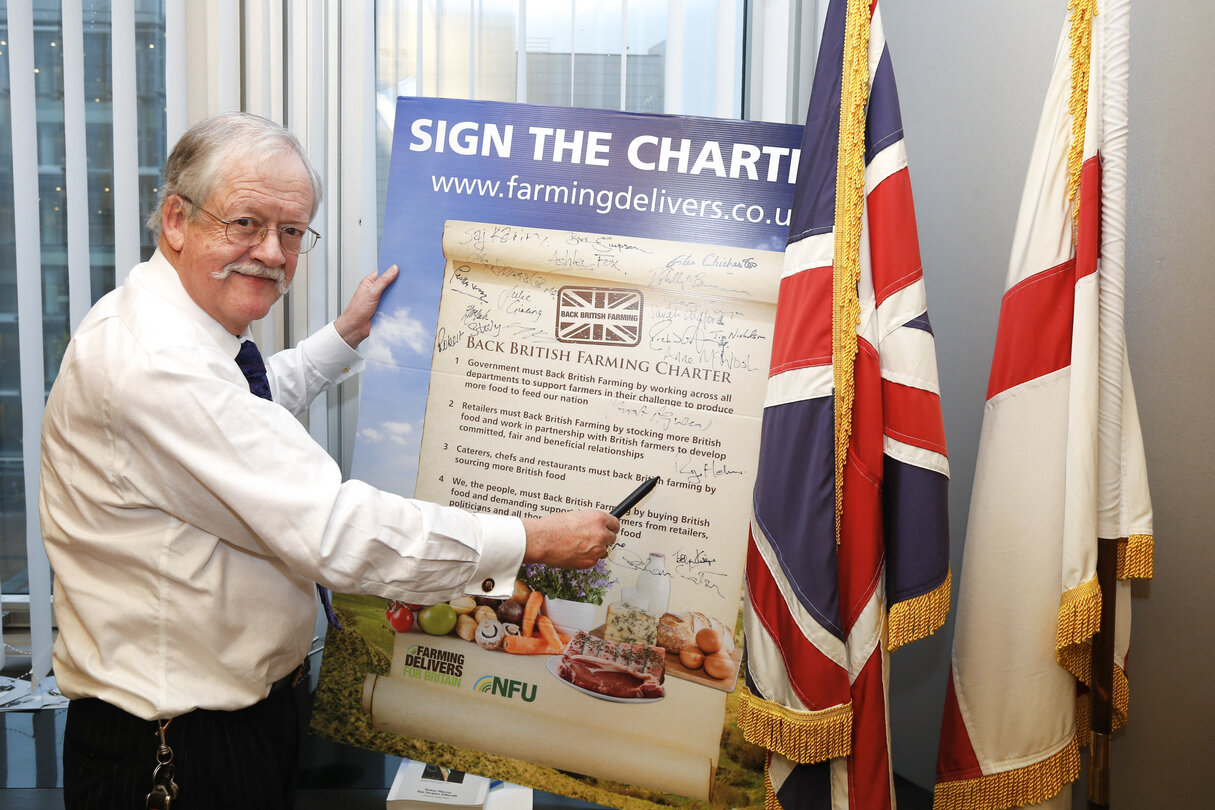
738;1;951;807
934;2;1153;808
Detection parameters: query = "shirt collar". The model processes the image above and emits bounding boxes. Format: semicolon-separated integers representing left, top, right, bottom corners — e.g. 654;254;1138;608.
135;249;248;356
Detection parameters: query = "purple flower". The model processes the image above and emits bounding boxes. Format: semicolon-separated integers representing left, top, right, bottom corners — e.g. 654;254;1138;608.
518;560;618;605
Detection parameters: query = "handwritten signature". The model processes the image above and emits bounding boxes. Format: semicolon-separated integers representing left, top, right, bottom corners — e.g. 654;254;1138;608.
458;224;550;252
435;327;464;353
498;286;544;322
449;265;489;302
566;231;654;256
676;457;745;482
462;304;501;337
646;265;750;296
648;317;760;372
611;550;726;600
612;401;713;433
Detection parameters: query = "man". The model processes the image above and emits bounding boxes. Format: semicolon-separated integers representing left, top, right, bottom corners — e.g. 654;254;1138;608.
40;111;618;809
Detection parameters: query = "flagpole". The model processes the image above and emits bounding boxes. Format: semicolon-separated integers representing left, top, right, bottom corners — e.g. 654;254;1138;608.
1088;0;1131;807
1087;537;1117;808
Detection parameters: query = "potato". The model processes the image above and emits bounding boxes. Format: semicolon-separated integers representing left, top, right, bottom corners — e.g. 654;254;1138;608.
703;650;735;681
679;645;705;670
449;595;477;615
510;579;532;604
474;605;498;626
696;626;723;654
455;613;478;641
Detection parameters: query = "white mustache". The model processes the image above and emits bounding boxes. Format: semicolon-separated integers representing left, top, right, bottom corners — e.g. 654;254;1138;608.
211;261;289;295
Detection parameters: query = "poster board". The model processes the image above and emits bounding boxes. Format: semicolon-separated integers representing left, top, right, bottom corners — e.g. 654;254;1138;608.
312;98;801;808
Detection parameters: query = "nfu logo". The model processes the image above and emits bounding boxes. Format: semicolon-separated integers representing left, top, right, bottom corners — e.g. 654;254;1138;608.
474;675;537;703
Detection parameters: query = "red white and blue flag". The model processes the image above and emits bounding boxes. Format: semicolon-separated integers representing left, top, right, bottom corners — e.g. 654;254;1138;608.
934;2;1152;808
740;1;950;807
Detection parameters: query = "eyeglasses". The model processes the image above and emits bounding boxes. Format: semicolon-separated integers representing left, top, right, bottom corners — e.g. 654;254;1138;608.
178;194;320;255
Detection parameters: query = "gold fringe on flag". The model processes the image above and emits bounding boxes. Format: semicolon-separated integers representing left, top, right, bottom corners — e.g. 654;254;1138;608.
1056;574;1103;710
1059;641;1094;694
737;685;853;764
931;734;1081;810
1066;0;1098;229
763;753;781;810
830;0;871;544
1056;569;1133;732
1075;663;1132;747
1117;532;1154;579
1064;640;1132;738
887;569;952;652
1075;693;1091;747
1113;658;1130;728
1056;573;1102;655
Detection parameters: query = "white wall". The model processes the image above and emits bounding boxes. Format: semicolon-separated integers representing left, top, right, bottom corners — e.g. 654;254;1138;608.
876;1;1215;804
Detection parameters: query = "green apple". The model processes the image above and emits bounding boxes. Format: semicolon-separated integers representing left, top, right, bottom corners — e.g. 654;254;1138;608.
418;603;458;636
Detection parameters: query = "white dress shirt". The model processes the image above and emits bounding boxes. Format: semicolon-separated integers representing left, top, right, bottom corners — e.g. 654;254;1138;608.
40;250;525;720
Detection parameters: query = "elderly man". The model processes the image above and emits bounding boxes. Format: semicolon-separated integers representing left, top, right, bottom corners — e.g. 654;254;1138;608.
40;111;618;809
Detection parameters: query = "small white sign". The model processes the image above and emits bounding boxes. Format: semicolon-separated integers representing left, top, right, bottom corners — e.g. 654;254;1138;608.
388;758;490;810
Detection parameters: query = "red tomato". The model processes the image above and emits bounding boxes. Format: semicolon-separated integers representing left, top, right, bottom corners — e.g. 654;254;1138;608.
385;601;415;633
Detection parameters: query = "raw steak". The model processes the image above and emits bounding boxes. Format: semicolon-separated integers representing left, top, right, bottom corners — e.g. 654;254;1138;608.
557;630;666;699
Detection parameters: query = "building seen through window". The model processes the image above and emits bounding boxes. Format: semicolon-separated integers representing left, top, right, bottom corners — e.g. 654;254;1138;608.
0;0;166;596
373;0;739;250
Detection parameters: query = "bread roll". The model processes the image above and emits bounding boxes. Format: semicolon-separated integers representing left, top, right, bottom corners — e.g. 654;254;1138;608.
657;611;735;654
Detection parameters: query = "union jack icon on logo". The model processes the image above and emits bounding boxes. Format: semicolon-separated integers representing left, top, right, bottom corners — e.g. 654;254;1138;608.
556;286;643;347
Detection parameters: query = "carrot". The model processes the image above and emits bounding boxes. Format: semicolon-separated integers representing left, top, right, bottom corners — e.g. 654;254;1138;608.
503;635;552;655
537;615;563;652
521;589;544;637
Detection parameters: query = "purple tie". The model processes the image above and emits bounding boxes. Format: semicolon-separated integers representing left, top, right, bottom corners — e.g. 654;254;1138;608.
236;340;342;629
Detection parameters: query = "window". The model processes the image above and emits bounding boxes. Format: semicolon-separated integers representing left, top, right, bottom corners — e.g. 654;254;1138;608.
1;0;809;688
0;0;166;674
373;0;746;244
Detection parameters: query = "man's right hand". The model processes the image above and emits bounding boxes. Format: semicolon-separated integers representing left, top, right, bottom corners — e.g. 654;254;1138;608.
520;510;620;569
335;265;400;348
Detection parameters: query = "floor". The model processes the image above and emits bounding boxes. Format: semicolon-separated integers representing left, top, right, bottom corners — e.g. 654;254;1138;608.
0;699;933;810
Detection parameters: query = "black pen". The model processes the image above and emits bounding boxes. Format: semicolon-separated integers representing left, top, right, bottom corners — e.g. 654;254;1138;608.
610;476;660;518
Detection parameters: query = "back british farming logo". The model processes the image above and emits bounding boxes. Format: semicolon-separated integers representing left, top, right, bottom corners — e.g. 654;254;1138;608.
475;674;538;702
557;286;643;347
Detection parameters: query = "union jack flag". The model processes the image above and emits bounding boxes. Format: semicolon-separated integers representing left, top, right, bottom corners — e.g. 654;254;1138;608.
739;1;951;807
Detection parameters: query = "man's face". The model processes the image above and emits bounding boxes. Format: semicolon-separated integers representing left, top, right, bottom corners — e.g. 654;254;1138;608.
170;152;314;335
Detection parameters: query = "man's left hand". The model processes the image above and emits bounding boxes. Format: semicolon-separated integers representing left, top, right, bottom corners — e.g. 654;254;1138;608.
335;265;400;348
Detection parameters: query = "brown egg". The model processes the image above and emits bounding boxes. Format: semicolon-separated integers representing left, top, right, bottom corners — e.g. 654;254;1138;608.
679;645;705;670
696;626;723;654
702;651;735;681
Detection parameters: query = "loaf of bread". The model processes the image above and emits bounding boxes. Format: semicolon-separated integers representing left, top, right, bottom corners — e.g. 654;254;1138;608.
656;611;734;654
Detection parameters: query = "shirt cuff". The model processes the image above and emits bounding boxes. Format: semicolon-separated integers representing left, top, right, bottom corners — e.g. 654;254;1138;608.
465;514;527;599
302;322;366;384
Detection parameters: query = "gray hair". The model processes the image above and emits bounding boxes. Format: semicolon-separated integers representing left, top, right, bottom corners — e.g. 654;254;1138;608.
146;111;324;239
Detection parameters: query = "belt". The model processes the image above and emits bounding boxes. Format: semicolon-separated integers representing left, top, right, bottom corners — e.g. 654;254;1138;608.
269;658;310;695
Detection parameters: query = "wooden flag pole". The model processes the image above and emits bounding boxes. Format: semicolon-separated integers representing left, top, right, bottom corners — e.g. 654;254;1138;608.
1087;537;1118;808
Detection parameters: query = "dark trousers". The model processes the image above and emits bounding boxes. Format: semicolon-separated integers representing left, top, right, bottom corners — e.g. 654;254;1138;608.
63;675;309;810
